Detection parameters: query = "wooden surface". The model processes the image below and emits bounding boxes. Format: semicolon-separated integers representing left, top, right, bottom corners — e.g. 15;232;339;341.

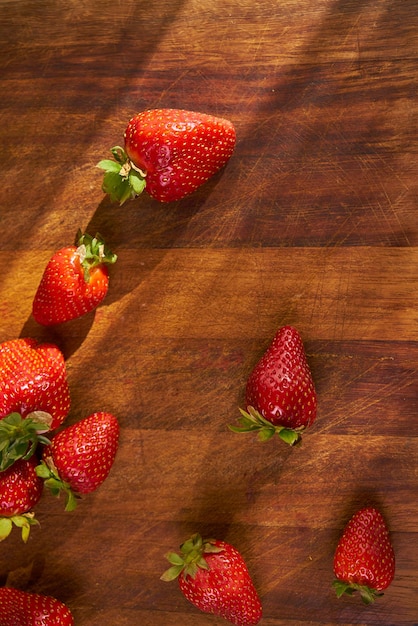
1;0;417;624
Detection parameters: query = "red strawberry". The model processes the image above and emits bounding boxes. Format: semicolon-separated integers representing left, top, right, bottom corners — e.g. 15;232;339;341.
333;506;395;604
36;412;119;511
229;326;317;445
32;231;117;326
97;108;236;203
0;457;43;542
0;338;70;470
0;587;74;625
161;533;262;626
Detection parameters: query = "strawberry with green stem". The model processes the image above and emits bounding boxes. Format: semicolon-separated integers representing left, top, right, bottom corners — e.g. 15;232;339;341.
32;231;117;326
0;338;70;471
0;457;43;542
229;326;317;445
36;412;120;511
161;533;262;626
97;108;236;204
333;506;395;604
0;587;74;625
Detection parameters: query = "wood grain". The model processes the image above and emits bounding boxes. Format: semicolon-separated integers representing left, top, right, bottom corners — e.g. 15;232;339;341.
0;0;417;624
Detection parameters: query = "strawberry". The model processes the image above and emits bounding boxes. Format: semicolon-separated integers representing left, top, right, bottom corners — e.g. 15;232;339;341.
161;533;262;626
229;326;317;445
32;231;117;326
97;108;236;203
333;506;396;604
0;338;70;470
0;457;43;543
36;412;119;511
0;587;74;625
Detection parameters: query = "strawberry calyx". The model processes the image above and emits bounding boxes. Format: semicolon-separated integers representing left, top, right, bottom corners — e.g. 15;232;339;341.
0;511;39;543
97;146;147;205
35;459;79;512
0;412;53;471
228;406;303;446
332;579;384;605
161;533;223;582
75;231;117;282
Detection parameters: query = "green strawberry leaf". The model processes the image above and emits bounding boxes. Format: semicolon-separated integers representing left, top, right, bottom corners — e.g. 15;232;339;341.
0;413;52;471
278;428;302;446
110;145;129;165
36;460;79;512
0;518;12;542
332;579;383;604
160;564;184;582
102;171;132;204
97;146;147;205
181;534;200;553
76;231;117;267
34;461;52;479
21;521;31;543
257;427;277;442
161;533;222;582
333;580;354;598
96;159;122;173
129;170;147;195
165;552;185;566
228;406;303;445
201;541;223;554
0;513;39;543
64;490;78;512
74;231;117;284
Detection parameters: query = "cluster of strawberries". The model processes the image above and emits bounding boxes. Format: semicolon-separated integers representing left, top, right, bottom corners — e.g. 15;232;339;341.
0;109;396;624
0;336;120;534
161;326;395;624
0;234;120;622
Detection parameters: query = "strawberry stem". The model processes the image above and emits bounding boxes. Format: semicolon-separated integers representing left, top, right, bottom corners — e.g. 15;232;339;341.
97;146;147;205
161;533;223;582
75;231;117;282
228;406;303;446
0;413;52;471
332;579;384;604
35;460;80;512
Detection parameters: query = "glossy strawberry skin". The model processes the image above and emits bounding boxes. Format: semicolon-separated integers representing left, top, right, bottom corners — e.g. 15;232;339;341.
0;338;70;429
245;326;317;430
333;506;395;600
42;412;119;494
33;247;109;326
170;537;262;626
124;108;236;202
0;587;74;625
0;457;43;517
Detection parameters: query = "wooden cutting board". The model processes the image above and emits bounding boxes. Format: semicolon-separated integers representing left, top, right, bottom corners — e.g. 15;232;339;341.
0;0;417;624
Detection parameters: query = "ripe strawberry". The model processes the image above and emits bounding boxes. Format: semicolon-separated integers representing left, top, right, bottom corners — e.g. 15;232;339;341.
36;412;119;511
161;533;262;626
0;587;74;625
32;231;117;326
333;506;396;604
229;326;317;445
0;457;43;542
97;108;236;203
0;338;70;470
